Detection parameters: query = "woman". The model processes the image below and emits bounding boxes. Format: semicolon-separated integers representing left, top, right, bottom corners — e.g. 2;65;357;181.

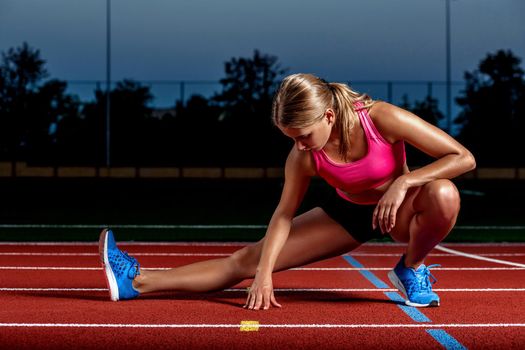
99;73;476;309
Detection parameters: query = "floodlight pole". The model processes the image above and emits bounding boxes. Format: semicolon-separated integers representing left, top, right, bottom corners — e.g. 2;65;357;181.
445;0;452;134
105;0;111;168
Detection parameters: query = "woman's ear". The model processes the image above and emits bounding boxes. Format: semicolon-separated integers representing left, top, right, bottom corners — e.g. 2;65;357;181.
325;108;335;125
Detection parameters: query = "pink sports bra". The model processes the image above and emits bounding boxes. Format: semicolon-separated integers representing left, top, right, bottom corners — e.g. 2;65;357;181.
311;102;406;203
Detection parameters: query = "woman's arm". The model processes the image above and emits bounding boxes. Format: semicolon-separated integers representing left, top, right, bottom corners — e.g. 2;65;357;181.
371;102;476;185
369;102;476;232
244;146;315;310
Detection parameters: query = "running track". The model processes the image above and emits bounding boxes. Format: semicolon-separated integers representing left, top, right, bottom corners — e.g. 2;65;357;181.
0;242;524;349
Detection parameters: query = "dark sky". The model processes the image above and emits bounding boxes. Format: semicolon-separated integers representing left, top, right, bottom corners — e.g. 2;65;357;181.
2;0;524;80
1;0;524;112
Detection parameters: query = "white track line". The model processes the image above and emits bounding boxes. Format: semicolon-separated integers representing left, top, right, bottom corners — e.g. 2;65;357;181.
0;266;525;271
2;287;525;293
0;322;523;329
1;242;525;247
0;224;267;229
1;266;524;271
0;252;230;257
0;242;249;246
2;266;525;271
2;252;525;257
435;245;525;268
0;288;108;292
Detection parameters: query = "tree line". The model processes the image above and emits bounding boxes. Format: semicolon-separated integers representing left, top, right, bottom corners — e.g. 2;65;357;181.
1;43;524;167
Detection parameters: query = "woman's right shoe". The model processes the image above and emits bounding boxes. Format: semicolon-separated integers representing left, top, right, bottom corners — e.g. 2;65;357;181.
99;228;140;301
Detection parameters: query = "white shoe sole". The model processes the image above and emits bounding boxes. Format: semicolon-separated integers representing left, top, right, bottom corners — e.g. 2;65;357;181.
99;229;120;301
387;270;439;308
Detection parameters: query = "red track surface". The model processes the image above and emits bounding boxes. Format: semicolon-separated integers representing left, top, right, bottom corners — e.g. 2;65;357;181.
0;242;524;349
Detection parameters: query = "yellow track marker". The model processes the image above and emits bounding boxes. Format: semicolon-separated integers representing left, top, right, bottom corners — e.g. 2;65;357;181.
240;320;260;332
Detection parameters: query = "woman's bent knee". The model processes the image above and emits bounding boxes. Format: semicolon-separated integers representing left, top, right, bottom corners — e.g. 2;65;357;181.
420;179;461;222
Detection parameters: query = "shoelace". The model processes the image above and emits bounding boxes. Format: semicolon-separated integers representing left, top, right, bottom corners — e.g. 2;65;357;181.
122;251;141;279
111;249;140;278
417;264;440;293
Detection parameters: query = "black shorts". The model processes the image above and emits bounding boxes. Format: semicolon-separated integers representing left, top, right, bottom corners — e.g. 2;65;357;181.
319;189;384;243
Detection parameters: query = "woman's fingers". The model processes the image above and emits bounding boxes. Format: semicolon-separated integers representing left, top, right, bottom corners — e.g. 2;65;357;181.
271;292;282;308
387;205;397;231
377;205;386;234
372;206;379;230
374;202;398;234
253;291;264;310
244;287;279;310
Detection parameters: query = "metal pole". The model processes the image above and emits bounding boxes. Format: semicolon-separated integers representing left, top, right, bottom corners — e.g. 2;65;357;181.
105;0;111;167
446;0;452;133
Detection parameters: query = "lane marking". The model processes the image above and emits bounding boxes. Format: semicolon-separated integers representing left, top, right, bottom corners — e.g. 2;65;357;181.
0;288;108;292
342;255;431;323
0;323;523;329
0;267;102;270
0;242;249;246
350;253;525;257
435;245;525;268
1;251;525;258
343;255;468;349
0;224;267;229
2;287;525;293
1;242;525;247
426;329;467;350
0;252;230;257
240;321;260;332
2;266;524;271
293;267;525;271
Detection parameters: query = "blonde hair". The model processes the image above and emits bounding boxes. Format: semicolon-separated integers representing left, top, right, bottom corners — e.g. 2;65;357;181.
272;73;375;161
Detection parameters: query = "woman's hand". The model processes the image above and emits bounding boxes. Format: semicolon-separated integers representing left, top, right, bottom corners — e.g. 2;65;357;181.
372;176;409;234
243;271;282;310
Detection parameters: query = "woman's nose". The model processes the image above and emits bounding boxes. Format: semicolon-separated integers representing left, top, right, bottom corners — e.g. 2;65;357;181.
296;141;308;151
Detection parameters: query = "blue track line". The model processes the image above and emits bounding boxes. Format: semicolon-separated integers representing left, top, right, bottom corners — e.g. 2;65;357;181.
343;255;430;322
343;255;467;349
426;329;468;349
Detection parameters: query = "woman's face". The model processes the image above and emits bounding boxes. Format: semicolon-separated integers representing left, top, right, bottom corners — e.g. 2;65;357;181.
278;109;334;152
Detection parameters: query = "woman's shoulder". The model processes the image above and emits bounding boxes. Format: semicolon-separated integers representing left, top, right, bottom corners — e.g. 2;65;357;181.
368;101;399;119
285;146;317;177
368;101;410;143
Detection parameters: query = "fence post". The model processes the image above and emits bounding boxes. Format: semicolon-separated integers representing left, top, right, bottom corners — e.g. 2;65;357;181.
180;81;185;107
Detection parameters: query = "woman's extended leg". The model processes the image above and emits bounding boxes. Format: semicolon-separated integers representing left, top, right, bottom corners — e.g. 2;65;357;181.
133;207;360;294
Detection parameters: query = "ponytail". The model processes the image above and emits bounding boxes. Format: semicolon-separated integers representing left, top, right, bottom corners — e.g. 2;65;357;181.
329;83;375;161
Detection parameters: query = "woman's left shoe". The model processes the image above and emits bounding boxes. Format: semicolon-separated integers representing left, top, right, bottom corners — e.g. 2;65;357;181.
99;228;141;301
388;255;440;307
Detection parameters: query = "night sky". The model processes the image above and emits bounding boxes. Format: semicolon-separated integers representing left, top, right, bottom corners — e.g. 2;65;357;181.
1;0;524;110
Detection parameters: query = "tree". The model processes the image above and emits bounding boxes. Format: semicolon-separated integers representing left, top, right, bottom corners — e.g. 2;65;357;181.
399;94;445;166
0;42;48;159
212;50;289;166
82;79;154;165
456;50;525;166
214;50;288;117
28;79;81;164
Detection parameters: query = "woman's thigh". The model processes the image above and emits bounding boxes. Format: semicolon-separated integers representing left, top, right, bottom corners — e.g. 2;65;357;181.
389;179;460;243
245;207;361;273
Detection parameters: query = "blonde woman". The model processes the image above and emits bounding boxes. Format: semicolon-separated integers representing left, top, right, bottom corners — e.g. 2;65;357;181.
99;73;476;309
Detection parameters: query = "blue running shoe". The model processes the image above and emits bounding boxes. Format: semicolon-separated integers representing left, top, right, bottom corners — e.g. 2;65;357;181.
387;255;440;307
99;229;140;301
